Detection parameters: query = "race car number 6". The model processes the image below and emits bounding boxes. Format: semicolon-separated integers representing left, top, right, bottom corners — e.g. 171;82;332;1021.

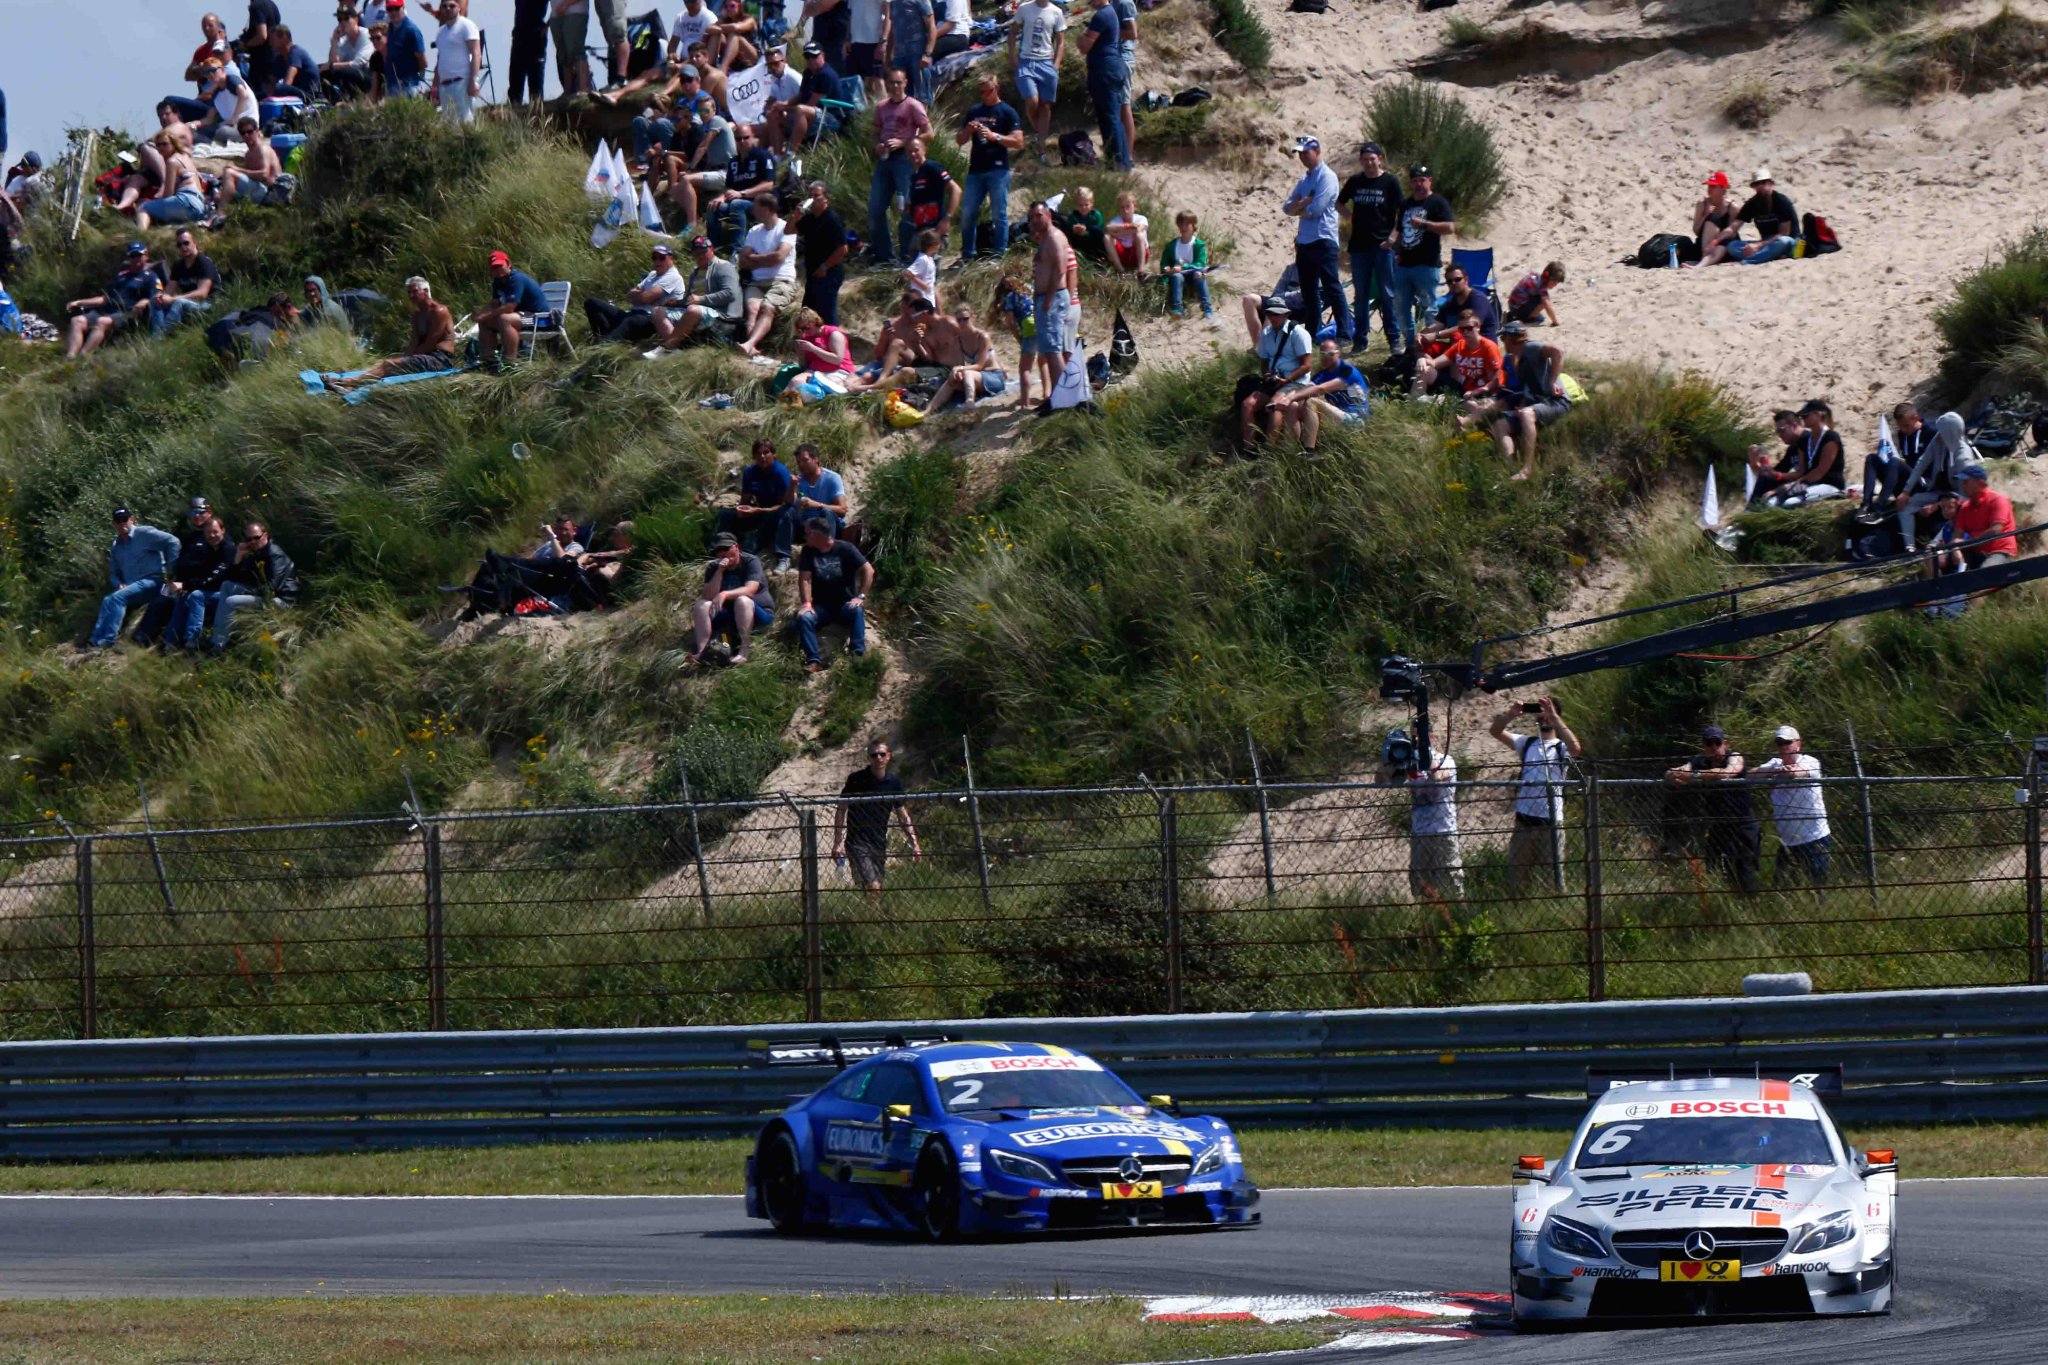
1585;1124;1641;1156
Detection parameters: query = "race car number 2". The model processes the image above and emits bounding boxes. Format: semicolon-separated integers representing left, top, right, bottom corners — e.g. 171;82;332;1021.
1658;1259;1739;1282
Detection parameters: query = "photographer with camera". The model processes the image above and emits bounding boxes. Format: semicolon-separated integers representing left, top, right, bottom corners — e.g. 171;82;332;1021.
1489;695;1582;891
1380;728;1462;904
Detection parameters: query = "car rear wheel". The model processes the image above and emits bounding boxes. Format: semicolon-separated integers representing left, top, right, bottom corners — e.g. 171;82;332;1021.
759;1128;813;1234
914;1141;962;1243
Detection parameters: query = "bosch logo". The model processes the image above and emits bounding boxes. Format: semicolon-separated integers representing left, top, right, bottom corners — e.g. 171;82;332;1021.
1622;1103;1659;1118
1119;1156;1146;1182
1683;1230;1718;1260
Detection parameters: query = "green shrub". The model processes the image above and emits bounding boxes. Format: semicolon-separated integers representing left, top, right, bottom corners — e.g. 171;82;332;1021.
1363;81;1507;236
816;650;888;751
1862;5;2048;102
1934;226;2048;399
1212;0;1274;72
1721;79;1774;128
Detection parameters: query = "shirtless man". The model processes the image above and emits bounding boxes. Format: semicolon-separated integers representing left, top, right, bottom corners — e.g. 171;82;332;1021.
1026;199;1076;399
221;115;284;206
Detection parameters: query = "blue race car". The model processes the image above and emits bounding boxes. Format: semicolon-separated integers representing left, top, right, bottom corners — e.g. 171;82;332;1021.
744;1038;1262;1239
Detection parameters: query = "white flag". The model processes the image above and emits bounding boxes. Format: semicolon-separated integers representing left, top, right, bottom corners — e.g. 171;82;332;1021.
637;180;666;232
1875;414;1896;465
1743;462;1756;501
725;57;775;128
1700;463;1720;528
592;171;636;248
610;141;633;191
584;140;615;200
1049;346;1092;410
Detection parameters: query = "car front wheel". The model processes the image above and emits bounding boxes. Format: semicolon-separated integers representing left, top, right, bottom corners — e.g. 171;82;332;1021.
914;1141;963;1242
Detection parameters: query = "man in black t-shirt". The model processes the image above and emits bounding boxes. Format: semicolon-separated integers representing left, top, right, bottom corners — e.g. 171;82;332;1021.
1389;165;1454;357
1745;409;1805;507
780;44;844;153
794;181;851;325
1338;141;1402;357
1663;725;1760;895
794;516;873;671
833;737;921;897
1735;168;1798;265
955;72;1025;265
149;230;222;339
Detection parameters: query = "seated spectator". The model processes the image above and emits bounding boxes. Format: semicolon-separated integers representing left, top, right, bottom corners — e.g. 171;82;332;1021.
148;230;221;339
64;242;162;358
459;520;634;617
474;250;548;374
619;62;703;169
927;304;1005;410
1238;295;1314;450
735;194;798;359
1506;261;1565;326
146;513;237;651
325;275;453;391
221;115;285;208
686;532;775;666
782;444;850;547
1104;189;1148;279
990;273;1034;407
686;122;776;247
599;55;693;115
902;229;940;309
1061;185;1107;263
134;133;206;231
1160;210;1211;320
1686;170;1739;269
323;6;377;99
851;296;967;392
1417;261;1497;348
1237;262;1302;345
1412;308;1500;400
1744;409;1807;507
1467;321;1567;482
267;25;323;101
1858;400;1935;527
792;306;856;379
1922;489;1971;616
657;92;729;219
750;45;804;153
89;508;181;649
2;151;43;238
1752;399;1845;507
1732;168;1797;266
585;241;688;343
1894;410;1972;552
1954;463;2018;568
715;438;795;566
779;42;845;153
194;58;260;143
792;516;871;673
302;274;354;330
193;521;301;656
707;0;760;72
165;12;234;125
903;139;960;259
647;235;744;351
1269;336;1368;452
207;290;302;362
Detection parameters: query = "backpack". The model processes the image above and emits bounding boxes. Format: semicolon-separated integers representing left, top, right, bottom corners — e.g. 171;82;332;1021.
1170;87;1212;107
1801;212;1841;256
269;172;299;206
1057;130;1097;167
1087;351;1111;388
1374;349;1419;388
1109;309;1138;374
1634;232;1692;270
1289;0;1329;10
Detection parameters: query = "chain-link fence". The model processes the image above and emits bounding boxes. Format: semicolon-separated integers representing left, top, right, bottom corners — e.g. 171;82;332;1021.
1;757;2042;1039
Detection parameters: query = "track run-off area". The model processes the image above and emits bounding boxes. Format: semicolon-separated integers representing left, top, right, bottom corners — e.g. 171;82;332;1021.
2;1181;2045;1361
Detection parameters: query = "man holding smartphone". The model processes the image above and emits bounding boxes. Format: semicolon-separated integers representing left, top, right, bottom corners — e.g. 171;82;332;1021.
1489;695;1582;891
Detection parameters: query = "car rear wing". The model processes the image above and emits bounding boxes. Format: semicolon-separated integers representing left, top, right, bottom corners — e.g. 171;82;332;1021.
757;1034;954;1069
1586;1065;1844;1099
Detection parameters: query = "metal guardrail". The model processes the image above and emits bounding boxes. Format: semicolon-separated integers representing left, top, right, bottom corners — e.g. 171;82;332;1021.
0;986;2044;1157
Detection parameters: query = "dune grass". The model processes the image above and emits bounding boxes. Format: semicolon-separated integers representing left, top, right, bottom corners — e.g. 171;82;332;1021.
1859;5;2048;102
1362;81;1507;237
1212;0;1275;73
1934;224;2048;400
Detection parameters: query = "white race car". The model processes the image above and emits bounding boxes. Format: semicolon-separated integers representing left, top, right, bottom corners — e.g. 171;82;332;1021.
1511;1071;1896;1325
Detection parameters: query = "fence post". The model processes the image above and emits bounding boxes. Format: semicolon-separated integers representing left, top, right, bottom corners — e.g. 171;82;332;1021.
1246;729;1276;901
962;738;993;918
2027;744;2045;987
1160;795;1183;1013
75;836;97;1041
677;766;714;925
1583;775;1605;1002
423;822;447;1031
800;811;824;1022
1845;720;1880;911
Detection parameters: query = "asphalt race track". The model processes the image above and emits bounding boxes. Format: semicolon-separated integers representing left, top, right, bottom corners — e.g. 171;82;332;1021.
2;1182;2043;1362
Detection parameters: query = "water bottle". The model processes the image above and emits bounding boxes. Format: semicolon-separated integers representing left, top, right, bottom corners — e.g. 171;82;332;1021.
1668;242;1679;270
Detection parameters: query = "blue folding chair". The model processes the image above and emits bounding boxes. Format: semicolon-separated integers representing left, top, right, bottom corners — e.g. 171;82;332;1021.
1451;246;1502;320
806;75;867;148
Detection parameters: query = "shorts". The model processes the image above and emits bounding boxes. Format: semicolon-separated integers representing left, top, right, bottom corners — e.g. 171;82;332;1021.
1029;287;1070;356
140;188;207;223
1524;396;1571;427
234;177;277;204
1015;59;1059;104
594;0;630;45
847;842;887;886
1317;398;1365;425
83;308;131;332
674;307;736;343
550;11;591;61
695;170;728;194
746;276;800;311
980;369;1007;395
389;351;457;375
848;41;882;77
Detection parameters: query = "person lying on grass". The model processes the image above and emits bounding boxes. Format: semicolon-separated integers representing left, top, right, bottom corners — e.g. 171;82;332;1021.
324;275;453;392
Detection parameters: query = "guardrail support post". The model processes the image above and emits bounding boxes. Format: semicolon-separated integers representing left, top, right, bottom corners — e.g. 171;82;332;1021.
962;738;993;917
1846;720;1881;911
2027;744;2045;987
1246;729;1276;902
1161;795;1183;1013
76;836;96;1041
424;823;447;1031
1582;776;1605;1002
800;811;824;1022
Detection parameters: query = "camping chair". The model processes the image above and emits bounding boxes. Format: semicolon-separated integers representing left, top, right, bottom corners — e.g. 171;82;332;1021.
521;281;576;359
624;10;665;82
1450;246;1502;320
805;75;867;149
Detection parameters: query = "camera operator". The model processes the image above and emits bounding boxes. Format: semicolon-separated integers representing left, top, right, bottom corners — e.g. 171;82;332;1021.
1379;728;1462;903
1489;695;1582;891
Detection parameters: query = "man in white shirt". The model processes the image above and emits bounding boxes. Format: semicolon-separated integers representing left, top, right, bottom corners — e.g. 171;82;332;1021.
668;0;716;62
736;192;797;357
584;241;690;342
1749;724;1831;887
1383;732;1462;903
753;46;804;153
431;0;482;124
1490;695;1583;891
1008;0;1066;158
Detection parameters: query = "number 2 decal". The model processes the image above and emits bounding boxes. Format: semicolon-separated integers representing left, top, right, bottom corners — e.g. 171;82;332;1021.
950;1078;984;1107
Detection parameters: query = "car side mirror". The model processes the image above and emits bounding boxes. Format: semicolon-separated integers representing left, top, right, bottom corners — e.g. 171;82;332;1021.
884;1103;913;1125
1147;1094;1179;1115
1862;1147;1897;1173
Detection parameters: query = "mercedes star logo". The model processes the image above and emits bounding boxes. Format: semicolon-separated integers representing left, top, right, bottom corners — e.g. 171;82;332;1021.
1684;1230;1718;1260
1119;1156;1146;1182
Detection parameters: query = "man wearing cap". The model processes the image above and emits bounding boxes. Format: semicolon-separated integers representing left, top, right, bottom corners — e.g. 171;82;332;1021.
1482;321;1569;482
1489;694;1582;892
1339;142;1401;357
1953;463;2018;569
1078;0;1131;172
1664;726;1760;895
382;0;430;98
63;243;162;358
475;251;548;373
1735;168;1798;266
649;235;744;350
1749;726;1830;887
1389;165;1454;357
430;0;482;124
506;0;550;104
754;46;807;155
90;510;181;649
778;44;845;156
584;243;689;344
1284;135;1348;350
1239;295;1314;449
687;532;775;667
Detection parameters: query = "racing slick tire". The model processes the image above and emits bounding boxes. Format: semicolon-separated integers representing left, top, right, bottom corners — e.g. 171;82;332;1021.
914;1140;964;1243
759;1126;814;1234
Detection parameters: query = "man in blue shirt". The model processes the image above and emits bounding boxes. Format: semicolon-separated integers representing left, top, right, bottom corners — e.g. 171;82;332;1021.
266;26;321;101
475;249;549;374
953;71;1023;264
1269;337;1368;451
1283;136;1349;346
717;438;796;564
382;0;430;97
92;508;182;648
780;444;850;555
1077;0;1130;172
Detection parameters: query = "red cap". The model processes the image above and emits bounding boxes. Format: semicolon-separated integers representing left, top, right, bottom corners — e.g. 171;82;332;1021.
1703;171;1730;188
488;250;510;267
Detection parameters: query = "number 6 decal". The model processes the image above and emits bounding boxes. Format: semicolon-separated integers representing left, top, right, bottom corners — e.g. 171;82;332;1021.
1585;1123;1642;1156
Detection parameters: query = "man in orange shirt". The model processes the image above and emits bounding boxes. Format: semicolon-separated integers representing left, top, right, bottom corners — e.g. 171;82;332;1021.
1411;309;1500;399
1952;464;2018;567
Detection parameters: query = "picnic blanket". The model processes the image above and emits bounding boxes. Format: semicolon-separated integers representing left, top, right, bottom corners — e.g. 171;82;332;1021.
299;366;465;404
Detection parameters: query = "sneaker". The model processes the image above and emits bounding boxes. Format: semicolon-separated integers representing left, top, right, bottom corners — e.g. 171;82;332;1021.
772;556;792;573
946;257;972;273
805;660;825;674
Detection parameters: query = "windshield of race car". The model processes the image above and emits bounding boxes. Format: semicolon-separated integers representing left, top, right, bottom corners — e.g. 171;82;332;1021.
936;1068;1144;1115
1573;1115;1837;1169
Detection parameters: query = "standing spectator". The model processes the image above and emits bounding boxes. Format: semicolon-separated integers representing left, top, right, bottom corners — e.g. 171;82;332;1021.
889;0;938;103
865;68;931;268
1507;262;1566;327
716;438;795;565
1113;0;1139;161
1385;737;1461;903
326;276;455;391
1749;726;1830;887
1339;141;1401;357
903;138;960;262
903;229;941;309
1734;168;1798;265
1238;296;1313;449
934;0;973;60
687;532;774;666
584;242;688;343
847;0;887;100
736;193;799;359
551;0;593;95
221;115;283;208
1078;0;1130;172
432;0;483;124
1954;463;2018;568
90;509;181;649
833;737;922;901
148;231;221;339
1283;136;1347;346
506;0;550;103
783;444;850;546
594;0;632;91
195;522;301;656
63;243;161;358
1663;725;1760;895
793;516;871;673
1389;165;1454;357
382;0;430;97
323;7;377;100
266;26;322;102
1009;0;1066;161
165;13;234;125
1026;200;1076;400
239;0;284;94
805;0;852;73
475;250;547;373
1489;695;1581;892
990;272;1034;408
1160;210;1211;319
648;235;744;350
795;182;851;326
779;44;843;153
1269;336;1368;451
954;73;1023;266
